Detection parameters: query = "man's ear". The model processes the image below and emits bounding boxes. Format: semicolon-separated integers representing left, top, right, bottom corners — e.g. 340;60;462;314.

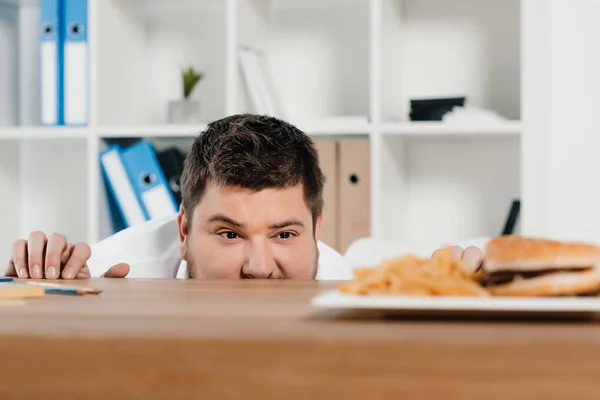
177;206;189;260
314;213;323;243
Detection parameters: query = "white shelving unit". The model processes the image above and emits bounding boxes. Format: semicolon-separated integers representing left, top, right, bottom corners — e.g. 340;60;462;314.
0;0;530;264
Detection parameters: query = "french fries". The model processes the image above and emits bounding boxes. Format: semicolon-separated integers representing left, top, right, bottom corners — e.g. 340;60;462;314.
338;247;489;297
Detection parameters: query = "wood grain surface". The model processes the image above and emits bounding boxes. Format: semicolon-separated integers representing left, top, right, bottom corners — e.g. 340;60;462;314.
1;278;600;399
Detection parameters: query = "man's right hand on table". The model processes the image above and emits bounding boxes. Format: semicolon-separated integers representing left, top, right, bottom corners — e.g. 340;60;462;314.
5;231;130;279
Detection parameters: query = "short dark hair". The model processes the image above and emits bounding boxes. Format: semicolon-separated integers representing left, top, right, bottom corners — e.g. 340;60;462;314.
180;114;325;229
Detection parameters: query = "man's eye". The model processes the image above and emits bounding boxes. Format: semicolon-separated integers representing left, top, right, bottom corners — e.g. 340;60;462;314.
220;231;239;239
278;232;292;239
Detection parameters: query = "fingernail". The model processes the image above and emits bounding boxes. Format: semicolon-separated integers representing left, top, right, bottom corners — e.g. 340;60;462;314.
19;268;28;278
33;265;42;278
47;266;57;279
63;268;74;279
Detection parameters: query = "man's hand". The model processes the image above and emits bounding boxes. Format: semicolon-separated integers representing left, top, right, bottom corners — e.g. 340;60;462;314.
5;231;130;279
433;245;484;273
100;263;130;278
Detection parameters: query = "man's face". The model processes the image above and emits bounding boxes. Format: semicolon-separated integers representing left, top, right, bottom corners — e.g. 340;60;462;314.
178;183;322;279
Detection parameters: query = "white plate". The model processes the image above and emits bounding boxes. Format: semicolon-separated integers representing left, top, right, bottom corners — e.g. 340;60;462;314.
311;290;600;317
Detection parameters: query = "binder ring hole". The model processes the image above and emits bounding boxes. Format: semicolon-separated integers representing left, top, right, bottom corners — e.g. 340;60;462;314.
69;23;84;36
169;177;181;192
142;173;157;186
349;174;359;184
42;23;53;35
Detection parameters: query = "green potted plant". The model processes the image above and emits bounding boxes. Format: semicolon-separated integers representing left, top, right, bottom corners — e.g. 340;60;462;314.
168;67;204;124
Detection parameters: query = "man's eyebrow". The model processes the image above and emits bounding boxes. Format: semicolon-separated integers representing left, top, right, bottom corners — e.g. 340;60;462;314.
268;219;305;230
207;214;245;228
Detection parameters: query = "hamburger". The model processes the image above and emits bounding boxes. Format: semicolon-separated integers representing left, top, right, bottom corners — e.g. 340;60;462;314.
480;236;600;296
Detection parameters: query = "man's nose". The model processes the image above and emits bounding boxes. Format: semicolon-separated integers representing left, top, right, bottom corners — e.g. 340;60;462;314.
242;242;276;279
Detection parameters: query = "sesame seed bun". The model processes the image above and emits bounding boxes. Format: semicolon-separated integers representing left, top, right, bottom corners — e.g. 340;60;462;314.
484;236;600;273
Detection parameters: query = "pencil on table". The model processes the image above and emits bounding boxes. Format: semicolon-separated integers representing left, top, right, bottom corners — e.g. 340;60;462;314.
23;281;102;295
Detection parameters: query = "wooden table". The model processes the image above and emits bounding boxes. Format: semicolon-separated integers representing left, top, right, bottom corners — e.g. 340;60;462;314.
1;279;600;399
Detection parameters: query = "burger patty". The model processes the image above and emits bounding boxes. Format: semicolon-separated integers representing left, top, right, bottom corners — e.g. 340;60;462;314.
479;267;593;287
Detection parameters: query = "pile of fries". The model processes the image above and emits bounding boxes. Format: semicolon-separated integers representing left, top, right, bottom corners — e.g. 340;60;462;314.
338;247;489;297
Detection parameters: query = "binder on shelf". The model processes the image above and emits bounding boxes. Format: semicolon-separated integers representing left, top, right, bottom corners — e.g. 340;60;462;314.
63;0;88;125
40;0;62;126
99;145;147;229
238;47;267;115
338;138;371;254
156;147;186;206
313;139;339;251
238;46;284;118
121;141;179;221
103;175;127;234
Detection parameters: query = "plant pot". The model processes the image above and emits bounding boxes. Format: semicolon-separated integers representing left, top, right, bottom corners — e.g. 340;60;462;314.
167;99;201;124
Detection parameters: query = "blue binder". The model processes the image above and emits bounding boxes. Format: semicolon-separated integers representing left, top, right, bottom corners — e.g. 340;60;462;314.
62;0;88;125
99;145;148;229
121;141;179;221
39;0;63;125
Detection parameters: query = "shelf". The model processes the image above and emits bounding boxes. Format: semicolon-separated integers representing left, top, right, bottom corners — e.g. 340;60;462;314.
293;118;371;136
0;121;371;140
380;121;521;138
96;124;209;139
0;126;92;139
100;121;370;138
0;0;36;6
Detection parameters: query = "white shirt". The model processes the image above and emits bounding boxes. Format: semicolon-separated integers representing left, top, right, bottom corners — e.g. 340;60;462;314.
87;215;355;280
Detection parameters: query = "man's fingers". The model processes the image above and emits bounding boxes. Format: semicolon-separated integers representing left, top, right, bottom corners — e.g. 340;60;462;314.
434;245;484;273
60;242;73;266
449;246;464;261
6;234;94;280
27;231;47;279
76;265;92;279
61;242;91;280
5;260;16;277
433;246;464;260
44;233;68;280
101;263;130;278
8;239;28;278
462;246;484;272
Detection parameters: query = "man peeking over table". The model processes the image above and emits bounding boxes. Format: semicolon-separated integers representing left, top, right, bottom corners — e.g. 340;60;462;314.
5;114;483;280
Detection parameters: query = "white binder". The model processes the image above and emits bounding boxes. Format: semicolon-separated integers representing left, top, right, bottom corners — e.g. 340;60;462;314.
63;0;88;125
40;0;60;125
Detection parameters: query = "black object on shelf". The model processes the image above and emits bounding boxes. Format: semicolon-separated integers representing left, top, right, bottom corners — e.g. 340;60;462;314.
409;97;466;121
157;147;187;206
501;199;521;235
101;138;143;148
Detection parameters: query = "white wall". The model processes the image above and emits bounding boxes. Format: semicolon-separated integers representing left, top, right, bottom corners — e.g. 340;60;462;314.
0;3;18;126
18;3;39;125
522;0;600;243
404;136;520;244
19;139;89;242
379;134;520;245
0;3;19;264
0;141;20;265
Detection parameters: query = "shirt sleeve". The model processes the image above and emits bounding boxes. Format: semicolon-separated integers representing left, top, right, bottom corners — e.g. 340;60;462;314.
316;241;355;280
87;215;182;278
